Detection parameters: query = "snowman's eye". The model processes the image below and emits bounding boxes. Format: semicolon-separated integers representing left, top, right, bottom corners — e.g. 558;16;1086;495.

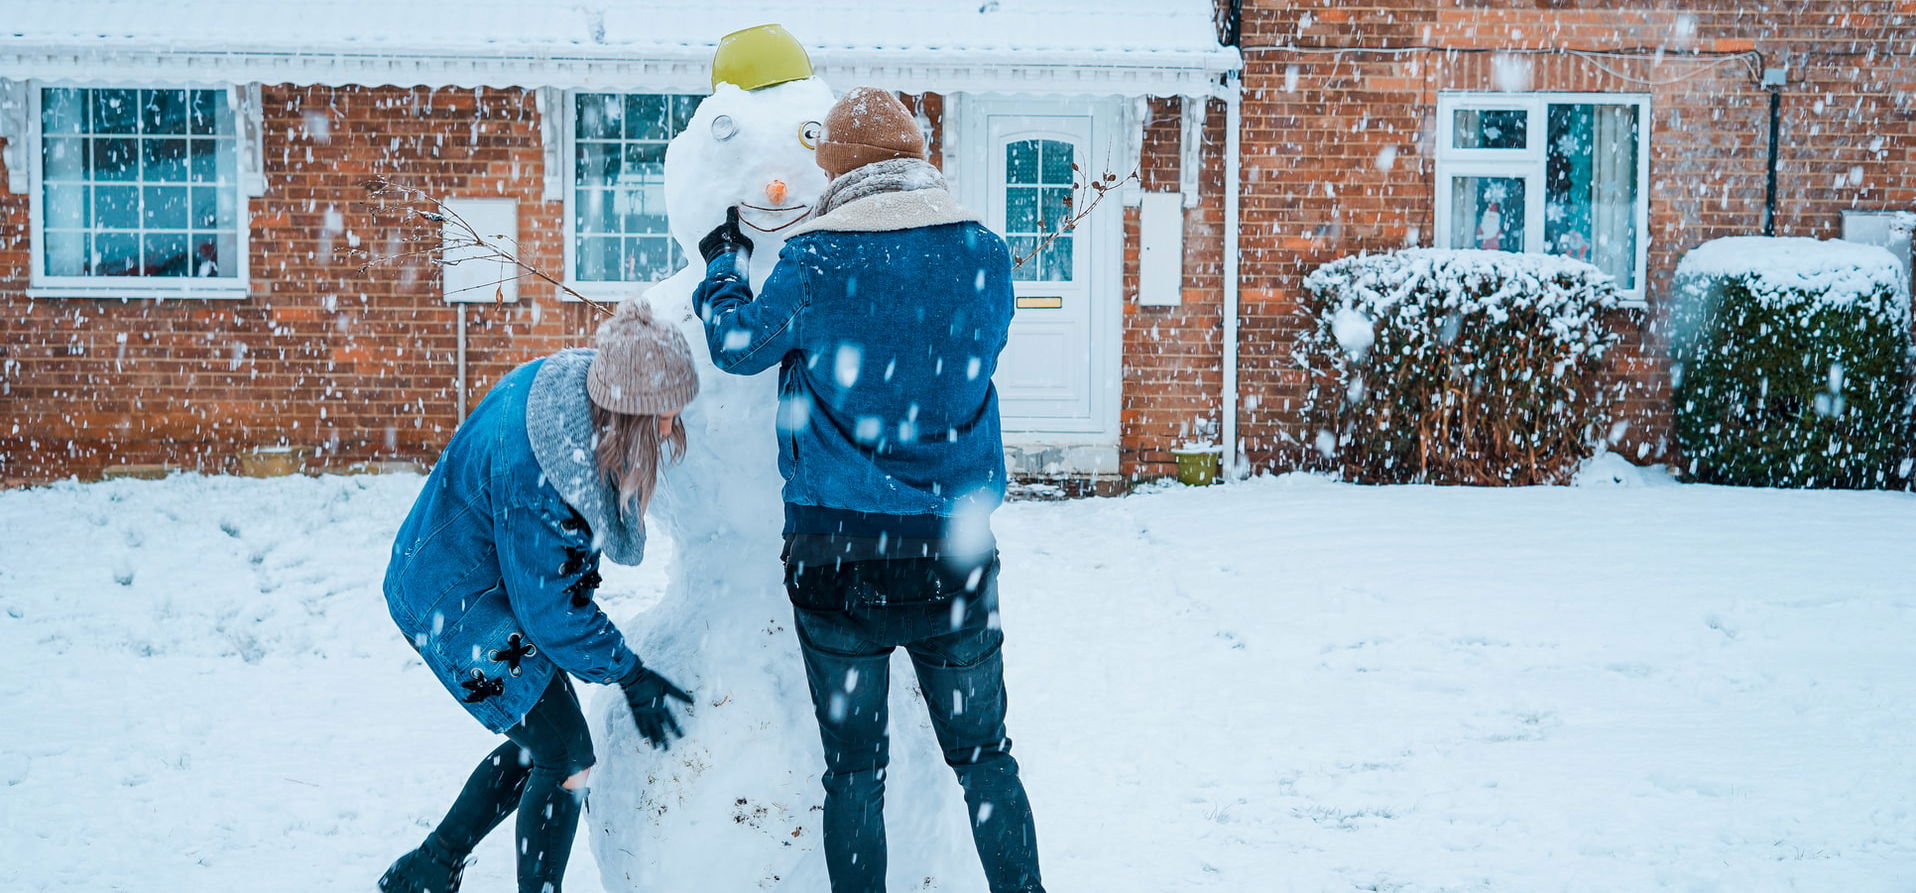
798;121;821;150
711;115;738;142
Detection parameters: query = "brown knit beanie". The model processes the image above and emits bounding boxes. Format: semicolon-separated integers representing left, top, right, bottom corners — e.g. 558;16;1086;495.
586;300;700;416
814;87;927;178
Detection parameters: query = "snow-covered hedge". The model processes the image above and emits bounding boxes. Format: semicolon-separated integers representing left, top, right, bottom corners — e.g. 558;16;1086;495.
1670;236;1915;489
1298;248;1629;485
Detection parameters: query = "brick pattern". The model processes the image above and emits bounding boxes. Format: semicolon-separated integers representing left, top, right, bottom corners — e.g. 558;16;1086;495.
1121;97;1228;479
0;87;594;484
1232;0;1916;471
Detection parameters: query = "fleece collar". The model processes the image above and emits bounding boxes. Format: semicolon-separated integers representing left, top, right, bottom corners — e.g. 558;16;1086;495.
784;188;982;238
525;348;648;566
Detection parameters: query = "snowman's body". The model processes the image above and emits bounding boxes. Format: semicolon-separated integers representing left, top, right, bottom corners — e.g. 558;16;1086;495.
589;78;984;892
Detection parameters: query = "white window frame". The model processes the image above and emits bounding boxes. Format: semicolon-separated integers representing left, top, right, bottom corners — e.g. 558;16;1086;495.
558;89;697;302
1434;91;1651;304
25;81;253;300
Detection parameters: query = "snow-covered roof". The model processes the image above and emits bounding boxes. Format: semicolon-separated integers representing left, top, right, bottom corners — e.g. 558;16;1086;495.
0;0;1238;97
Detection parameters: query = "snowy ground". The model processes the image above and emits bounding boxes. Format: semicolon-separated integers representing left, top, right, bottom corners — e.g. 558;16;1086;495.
3;464;1914;891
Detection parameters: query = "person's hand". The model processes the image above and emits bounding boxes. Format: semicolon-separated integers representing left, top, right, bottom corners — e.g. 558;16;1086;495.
618;666;693;750
698;207;752;264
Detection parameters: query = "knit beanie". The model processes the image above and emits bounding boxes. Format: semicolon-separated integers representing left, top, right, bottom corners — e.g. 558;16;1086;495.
586;300;700;416
814;87;927;178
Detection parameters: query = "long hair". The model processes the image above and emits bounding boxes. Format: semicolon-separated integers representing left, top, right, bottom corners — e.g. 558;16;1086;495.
591;403;688;516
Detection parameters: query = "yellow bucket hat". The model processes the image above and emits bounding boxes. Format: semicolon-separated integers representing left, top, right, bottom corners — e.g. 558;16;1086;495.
711;24;815;92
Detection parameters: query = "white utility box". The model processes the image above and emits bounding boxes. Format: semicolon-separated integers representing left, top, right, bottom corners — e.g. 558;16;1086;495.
1138;191;1185;307
441;197;520;303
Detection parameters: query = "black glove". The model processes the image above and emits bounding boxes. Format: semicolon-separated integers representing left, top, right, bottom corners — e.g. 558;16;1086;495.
698;207;752;264
618;665;693;750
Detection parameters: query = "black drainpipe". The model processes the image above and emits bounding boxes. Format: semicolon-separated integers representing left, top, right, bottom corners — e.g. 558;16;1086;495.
1762;65;1786;236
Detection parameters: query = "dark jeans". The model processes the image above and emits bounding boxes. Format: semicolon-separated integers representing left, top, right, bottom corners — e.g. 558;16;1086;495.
787;554;1044;893
423;672;595;893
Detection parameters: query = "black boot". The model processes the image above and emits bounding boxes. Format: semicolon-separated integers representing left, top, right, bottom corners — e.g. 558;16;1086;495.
378;842;465;893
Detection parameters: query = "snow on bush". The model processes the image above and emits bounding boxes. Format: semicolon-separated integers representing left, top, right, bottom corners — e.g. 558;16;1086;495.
1670;236;1915;489
1299;248;1630;485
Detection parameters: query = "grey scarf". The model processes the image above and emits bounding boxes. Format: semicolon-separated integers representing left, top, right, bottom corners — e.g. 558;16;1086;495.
811;157;949;219
525;348;647;566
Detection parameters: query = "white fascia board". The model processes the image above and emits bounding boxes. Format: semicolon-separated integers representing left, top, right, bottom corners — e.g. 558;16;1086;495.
0;46;1239;99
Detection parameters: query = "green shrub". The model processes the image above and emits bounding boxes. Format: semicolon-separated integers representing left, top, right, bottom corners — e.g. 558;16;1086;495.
1298;249;1631;485
1670;236;1915;489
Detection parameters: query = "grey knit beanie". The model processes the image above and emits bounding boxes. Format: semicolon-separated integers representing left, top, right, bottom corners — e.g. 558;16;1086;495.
586;300;700;416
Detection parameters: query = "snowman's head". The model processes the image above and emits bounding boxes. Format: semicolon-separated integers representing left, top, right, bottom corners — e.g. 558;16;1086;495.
664;78;837;259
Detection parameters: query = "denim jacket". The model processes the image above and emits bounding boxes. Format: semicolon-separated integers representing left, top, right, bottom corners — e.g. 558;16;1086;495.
383;355;642;732
693;187;1014;531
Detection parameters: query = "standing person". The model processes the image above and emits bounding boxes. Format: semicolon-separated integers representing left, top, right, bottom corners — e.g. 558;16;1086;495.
692;86;1043;893
378;301;701;893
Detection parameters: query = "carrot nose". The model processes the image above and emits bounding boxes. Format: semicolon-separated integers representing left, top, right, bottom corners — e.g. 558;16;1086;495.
765;179;789;205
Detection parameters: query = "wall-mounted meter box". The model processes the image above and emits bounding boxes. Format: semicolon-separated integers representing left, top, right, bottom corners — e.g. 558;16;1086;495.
1841;209;1913;275
441;198;521;304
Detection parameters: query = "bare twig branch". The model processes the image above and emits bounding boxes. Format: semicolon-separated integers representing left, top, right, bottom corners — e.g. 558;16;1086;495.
1011;164;1141;272
347;176;618;318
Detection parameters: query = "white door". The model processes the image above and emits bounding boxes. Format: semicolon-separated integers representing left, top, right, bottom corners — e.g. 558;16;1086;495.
959;99;1121;445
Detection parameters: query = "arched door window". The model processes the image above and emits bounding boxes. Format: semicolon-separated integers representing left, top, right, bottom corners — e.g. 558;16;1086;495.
1003;138;1075;282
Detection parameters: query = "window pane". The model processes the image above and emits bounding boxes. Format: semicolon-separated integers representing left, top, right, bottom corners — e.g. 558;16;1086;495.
142;138;189;182
1040;142;1075;185
621;182;668;234
143;185;188;229
94;186;141;229
575;93;623;140
43;137;86;181
1006;187;1039;233
143;232;191;277
622;141;665;173
575;236;622;281
1044;235;1073;281
1453;108;1527;150
576;142;618;186
92;138;139;181
1448;176;1525;251
189;233;232;277
1006;140;1038;185
1039;186;1072;230
141;90;189;135
44;184;87;229
91;89;139;134
93;231;140;275
187;90;229;136
574;188;615;235
1546;103;1639;290
670;95;701;132
627;236;673;281
45;230;87;276
41;88;85;135
189;186;236;230
624;94;670;140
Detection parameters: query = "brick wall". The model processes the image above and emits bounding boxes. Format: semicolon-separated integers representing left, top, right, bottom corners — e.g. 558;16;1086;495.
1232;0;1916;472
0;86;595;485
1121;97;1229;479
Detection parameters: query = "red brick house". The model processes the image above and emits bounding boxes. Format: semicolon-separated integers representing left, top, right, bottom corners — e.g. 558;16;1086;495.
1;1;1910;487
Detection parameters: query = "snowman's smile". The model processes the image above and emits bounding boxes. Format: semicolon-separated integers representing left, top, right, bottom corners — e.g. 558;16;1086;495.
737;202;813;233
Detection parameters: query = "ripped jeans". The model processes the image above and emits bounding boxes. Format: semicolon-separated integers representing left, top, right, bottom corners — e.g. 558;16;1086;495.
787;554;1044;893
422;671;595;893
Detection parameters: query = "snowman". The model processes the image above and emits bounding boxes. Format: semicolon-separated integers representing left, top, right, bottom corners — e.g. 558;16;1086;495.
588;26;985;891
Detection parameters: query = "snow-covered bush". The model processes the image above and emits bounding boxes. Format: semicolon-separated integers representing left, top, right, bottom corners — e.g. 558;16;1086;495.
1298;249;1629;485
1670;236;1915;489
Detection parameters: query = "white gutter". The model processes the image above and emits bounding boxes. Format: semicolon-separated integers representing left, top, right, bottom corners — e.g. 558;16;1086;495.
1220;72;1243;479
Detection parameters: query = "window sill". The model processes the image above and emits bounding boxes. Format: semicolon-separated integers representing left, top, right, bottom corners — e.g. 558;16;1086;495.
27;284;251;301
559;281;673;303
